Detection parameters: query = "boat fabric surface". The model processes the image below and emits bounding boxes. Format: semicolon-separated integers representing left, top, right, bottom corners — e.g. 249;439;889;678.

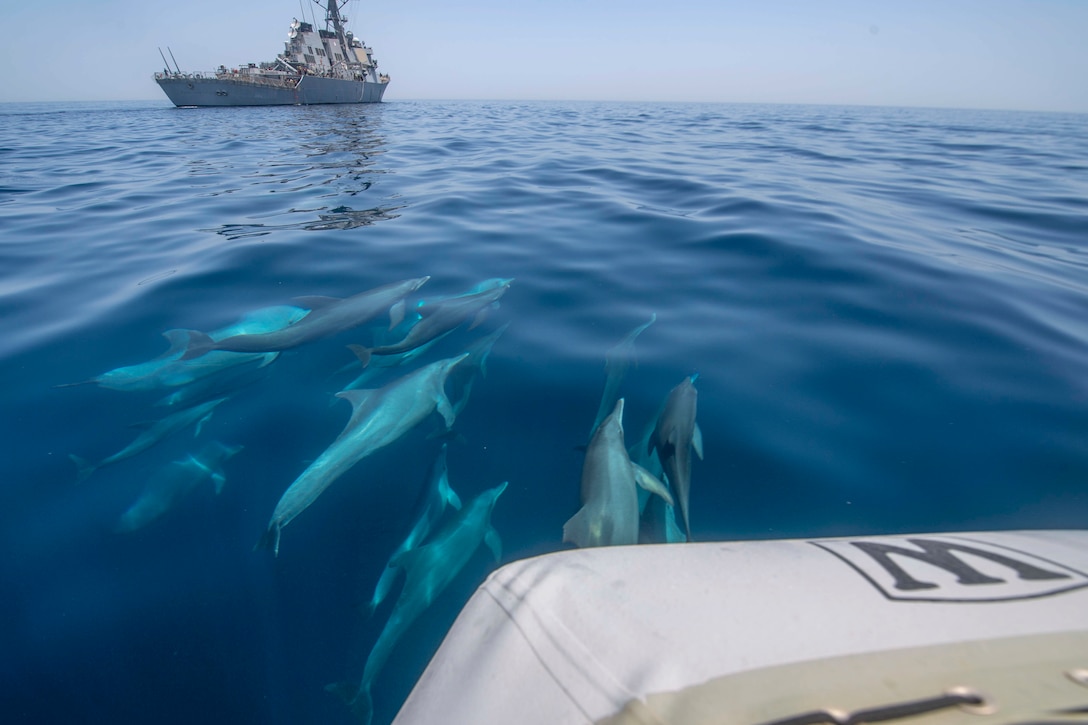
395;530;1088;724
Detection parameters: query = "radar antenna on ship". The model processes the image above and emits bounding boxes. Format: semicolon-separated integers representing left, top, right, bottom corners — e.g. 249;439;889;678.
316;0;353;70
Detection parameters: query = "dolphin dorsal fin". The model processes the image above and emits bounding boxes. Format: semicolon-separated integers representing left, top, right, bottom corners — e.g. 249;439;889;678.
335;388;379;413
484;527;502;563
693;423;704;460
160;329;192;358
292;295;340;310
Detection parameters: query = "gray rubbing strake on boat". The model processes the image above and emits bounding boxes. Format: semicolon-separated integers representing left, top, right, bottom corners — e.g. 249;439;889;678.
154;1;390;107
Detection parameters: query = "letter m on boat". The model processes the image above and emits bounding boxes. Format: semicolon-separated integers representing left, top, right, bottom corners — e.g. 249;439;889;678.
812;534;1088;602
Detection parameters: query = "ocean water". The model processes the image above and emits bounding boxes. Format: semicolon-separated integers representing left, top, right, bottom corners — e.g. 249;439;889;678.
1;99;1086;724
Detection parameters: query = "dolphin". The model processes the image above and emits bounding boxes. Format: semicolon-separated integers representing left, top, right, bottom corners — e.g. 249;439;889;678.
69;397;228;482
154;356;269;408
328;481;507;725
180;276;430;359
564;399;673;548
648;375;703;540
57;305;308;392
590;313;656;438
350;278;512;367
639;490;689;545
115;441;243;532
257;353;468;556
364;443;462;617
447;321;509;417
340;337;439;394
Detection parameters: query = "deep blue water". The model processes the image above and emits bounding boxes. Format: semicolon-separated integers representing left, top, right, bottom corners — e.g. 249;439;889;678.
2;99;1086;724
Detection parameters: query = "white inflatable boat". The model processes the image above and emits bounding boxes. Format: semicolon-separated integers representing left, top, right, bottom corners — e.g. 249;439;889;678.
397;529;1088;724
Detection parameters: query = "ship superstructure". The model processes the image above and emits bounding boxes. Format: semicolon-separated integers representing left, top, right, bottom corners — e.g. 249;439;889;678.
155;1;390;107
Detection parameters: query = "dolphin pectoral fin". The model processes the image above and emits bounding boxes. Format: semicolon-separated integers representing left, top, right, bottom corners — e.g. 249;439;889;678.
664;502;689;544
435;392;457;429
53;379;96;389
69;454;96;483
633;463;674;507
485;527;503;563
562;507;596;549
388;299;406;330
693;423;704;460
427;427;467;444
179;330;216;361
389;546;427;575
367;565;400;617
292;295;340;310
211;471;226;494
468;306;490;330
194;411;214;437
256;352;279;369
347;344;372;368
325;680;357;704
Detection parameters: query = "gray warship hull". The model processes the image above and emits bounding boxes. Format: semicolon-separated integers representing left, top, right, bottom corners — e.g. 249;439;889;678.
154;2;390;108
157;74;388;107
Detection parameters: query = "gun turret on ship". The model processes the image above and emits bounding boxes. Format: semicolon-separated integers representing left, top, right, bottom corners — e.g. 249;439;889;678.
155;1;389;107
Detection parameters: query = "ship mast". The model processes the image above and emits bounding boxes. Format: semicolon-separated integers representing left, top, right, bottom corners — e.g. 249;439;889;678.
323;0;352;65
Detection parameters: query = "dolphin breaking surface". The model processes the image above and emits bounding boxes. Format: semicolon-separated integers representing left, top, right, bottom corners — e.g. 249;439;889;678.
58;275;702;723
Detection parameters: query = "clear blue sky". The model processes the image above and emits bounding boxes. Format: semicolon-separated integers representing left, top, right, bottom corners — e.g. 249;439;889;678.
3;0;1086;111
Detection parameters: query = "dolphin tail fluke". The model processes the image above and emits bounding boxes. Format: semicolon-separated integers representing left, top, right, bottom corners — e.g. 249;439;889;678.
254;523;281;556
179;330;216;361
325;681;373;725
69;454;97;483
440;477;462;511
347;344;373;368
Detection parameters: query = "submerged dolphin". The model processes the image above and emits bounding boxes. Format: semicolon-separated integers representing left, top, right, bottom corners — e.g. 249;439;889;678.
564;398;673;548
447;321;509;417
590;313;656;438
328;481;507;725
154;355;269;408
258;353;468;556
58;305;308;392
340;336;439;394
116;441;243;532
649;375;703;540
69;397;227;482
181;277;430;359
350;278;512;366
364;443;462;617
639;490;689;545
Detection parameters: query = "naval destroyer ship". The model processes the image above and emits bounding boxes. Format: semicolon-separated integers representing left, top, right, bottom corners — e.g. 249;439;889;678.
155;1;389;107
